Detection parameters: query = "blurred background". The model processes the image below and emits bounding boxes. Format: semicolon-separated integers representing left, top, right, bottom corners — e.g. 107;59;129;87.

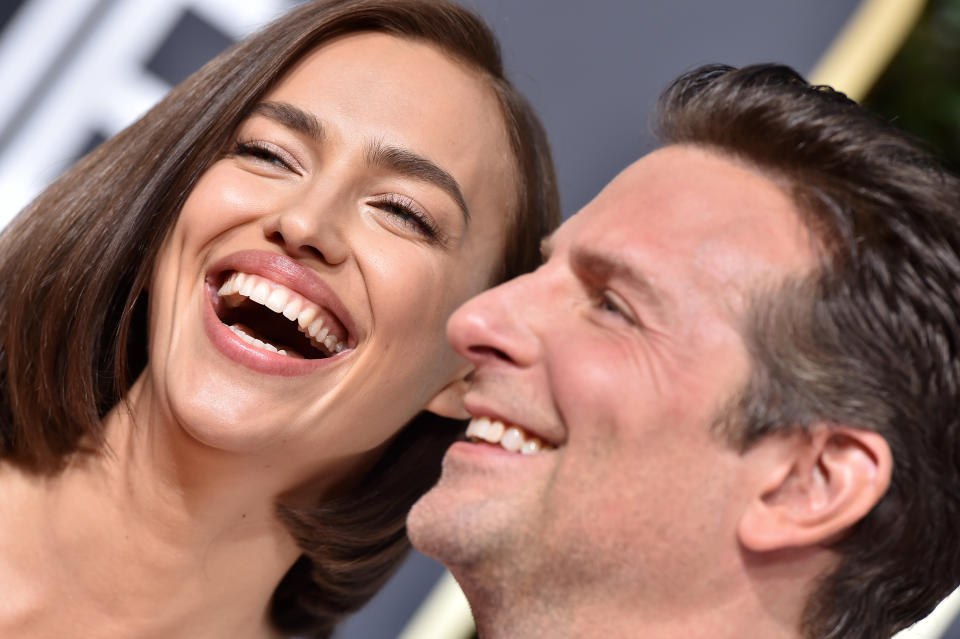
866;0;960;174
0;0;957;637
0;0;868;227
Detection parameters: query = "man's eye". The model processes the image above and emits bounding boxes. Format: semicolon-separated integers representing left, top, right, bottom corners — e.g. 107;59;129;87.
596;290;637;324
601;296;621;314
234;140;298;172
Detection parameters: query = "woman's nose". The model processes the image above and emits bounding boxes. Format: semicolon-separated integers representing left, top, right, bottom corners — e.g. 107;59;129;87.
263;199;351;266
447;271;544;371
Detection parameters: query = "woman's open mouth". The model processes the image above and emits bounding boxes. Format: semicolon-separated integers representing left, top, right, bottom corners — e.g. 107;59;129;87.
214;271;349;360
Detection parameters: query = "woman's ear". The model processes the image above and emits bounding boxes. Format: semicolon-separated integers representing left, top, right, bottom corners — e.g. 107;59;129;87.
738;425;892;552
424;366;472;420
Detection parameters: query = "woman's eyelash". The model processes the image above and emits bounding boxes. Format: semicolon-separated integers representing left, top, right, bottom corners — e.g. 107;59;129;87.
372;194;441;242
230;141;442;243
233;140;296;172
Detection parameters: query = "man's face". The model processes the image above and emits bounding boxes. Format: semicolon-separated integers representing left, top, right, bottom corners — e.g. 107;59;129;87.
408;145;816;606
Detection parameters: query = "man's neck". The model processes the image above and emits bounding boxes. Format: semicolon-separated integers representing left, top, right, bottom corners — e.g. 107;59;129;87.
456;561;811;639
470;597;805;639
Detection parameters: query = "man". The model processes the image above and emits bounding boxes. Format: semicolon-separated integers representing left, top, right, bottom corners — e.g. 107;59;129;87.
407;64;960;639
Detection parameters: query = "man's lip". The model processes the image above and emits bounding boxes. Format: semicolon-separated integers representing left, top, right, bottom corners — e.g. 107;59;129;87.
205;250;359;348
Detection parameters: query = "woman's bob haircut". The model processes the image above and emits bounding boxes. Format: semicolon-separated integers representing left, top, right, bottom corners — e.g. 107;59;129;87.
0;0;560;635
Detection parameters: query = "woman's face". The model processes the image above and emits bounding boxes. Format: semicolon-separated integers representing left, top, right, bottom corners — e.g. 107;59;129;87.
146;33;515;478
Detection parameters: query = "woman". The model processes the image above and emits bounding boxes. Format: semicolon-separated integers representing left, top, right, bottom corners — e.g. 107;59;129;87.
0;1;559;637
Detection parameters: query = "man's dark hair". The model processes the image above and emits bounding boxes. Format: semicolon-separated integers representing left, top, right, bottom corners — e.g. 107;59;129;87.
656;63;960;639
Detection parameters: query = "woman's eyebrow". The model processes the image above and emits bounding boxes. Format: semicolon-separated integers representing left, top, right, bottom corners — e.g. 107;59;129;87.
366;139;470;224
251;101;325;143
247;102;470;224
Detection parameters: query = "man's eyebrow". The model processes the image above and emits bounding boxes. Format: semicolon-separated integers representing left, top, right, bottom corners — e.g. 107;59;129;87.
571;246;671;318
366;139;470;223
250;101;325;142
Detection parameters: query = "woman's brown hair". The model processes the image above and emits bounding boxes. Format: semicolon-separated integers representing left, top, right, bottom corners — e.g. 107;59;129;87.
0;0;559;635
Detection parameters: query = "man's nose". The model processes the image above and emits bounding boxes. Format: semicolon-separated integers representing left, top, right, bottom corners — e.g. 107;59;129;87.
447;270;544;371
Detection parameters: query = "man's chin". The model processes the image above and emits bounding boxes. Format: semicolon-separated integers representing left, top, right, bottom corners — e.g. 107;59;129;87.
406;484;494;568
406;487;455;560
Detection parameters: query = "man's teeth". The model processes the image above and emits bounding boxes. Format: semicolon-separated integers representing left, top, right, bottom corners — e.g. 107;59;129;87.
465;417;553;454
218;271;345;355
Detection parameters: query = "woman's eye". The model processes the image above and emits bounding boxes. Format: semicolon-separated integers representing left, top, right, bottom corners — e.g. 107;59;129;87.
371;194;442;243
234;140;298;173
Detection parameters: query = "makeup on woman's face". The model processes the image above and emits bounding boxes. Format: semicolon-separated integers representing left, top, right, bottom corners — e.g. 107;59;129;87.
145;32;515;475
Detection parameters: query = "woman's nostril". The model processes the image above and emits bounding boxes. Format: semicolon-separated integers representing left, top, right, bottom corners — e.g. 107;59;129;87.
267;230;285;246
266;228;327;262
301;244;325;260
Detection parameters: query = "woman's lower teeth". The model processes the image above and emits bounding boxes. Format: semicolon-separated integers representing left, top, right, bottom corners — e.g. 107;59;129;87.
229;324;288;356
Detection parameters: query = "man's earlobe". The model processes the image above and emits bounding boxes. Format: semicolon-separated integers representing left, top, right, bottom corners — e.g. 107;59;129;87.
738;426;892;552
424;370;472;420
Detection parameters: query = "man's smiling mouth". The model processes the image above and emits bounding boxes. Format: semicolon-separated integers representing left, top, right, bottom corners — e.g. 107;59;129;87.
466;417;555;455
216;271;347;359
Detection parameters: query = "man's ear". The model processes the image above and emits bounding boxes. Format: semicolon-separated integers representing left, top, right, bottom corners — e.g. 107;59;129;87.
423;366;472;420
738;425;892;552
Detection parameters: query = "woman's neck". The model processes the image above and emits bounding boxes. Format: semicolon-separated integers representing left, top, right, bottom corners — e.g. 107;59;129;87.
0;377;304;639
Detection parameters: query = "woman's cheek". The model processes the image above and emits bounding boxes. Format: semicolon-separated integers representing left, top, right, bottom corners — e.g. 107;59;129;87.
177;163;288;246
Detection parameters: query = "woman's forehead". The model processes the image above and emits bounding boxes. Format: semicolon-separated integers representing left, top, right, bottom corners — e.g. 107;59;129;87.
264;32;516;239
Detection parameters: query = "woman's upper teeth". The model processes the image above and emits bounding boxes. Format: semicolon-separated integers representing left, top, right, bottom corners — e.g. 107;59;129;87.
465;416;554;454
218;271;345;354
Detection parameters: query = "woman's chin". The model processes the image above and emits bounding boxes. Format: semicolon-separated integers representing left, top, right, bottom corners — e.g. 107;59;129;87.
145;366;311;458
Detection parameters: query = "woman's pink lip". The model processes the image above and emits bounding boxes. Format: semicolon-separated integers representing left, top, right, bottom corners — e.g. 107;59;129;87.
205;250;359;348
203;280;347;376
